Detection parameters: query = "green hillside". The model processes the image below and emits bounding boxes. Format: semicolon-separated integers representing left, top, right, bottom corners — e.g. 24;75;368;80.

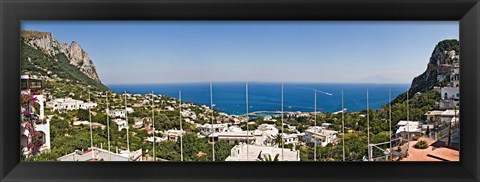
21;42;109;94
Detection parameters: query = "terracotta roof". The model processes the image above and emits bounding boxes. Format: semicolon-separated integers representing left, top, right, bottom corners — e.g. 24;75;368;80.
399;137;459;162
427;148;459;161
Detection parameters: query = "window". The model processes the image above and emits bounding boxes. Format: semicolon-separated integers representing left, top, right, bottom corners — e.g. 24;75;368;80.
21;80;28;90
30;80;42;89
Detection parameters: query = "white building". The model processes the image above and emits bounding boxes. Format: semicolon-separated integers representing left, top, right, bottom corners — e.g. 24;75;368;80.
304;126;338;147
225;144;300;161
109;109;126;118
440;109;460;124
209;131;256;145
451;80;460;88
395;121;421;140
20;75;50;155
441;87;459;100
163;129;185;141
436;99;456;110
253;124;280;146
165;106;175;111
57;147;142;161
47;97;97;111
198;123;229;136
133;120;144;129
281;133;299;145
113;119;128;131
425;110;445;124
425;109;459;125
228;125;243;132
146;136;167;143
321;123;334;129
73;120;90;126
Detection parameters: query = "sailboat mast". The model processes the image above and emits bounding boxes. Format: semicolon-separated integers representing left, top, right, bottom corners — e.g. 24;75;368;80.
342;90;345;161
125;91;130;152
151;91;155;161
106;92;111;152
281;81;284;161
210;81;215;161
389;88;392;161
88;90;94;159
314;90;317;161
367;89;370;161
246;81;249;160
179;90;183;161
406;90;410;156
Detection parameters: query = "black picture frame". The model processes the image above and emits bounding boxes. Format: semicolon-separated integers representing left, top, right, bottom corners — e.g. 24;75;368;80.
1;0;479;181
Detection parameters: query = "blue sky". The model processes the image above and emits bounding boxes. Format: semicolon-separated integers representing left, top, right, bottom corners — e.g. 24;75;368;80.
22;21;459;84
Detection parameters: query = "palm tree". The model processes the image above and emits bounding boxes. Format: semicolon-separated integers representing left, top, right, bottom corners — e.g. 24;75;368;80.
273;133;283;146
259;153;280;161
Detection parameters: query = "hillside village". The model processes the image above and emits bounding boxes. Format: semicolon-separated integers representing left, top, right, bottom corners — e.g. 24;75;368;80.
20;30;460;162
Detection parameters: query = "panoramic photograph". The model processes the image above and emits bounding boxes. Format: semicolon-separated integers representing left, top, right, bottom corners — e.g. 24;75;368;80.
20;21;460;162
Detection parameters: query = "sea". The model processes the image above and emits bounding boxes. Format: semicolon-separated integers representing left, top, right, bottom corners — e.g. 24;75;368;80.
107;82;409;115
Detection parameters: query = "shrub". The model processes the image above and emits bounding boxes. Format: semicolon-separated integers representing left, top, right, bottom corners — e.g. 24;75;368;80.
413;140;429;149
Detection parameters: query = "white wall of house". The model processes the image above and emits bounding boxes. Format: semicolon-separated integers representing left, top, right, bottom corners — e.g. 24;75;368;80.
109;110;126;118
304;127;337;147
441;87;459;100
48;98;97;111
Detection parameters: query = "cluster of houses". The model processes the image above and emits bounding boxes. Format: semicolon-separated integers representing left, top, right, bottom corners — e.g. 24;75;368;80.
29;66;464;162
395;52;460;152
138;107;340;161
22;72;341;162
194;120;338;161
47;97;97;111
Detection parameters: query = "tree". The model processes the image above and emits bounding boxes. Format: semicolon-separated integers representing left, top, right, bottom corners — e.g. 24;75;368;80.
77;109;90;121
273;133;283;146
156;140;180;161
181;132;208;161
213;140;232;161
259;153;279;161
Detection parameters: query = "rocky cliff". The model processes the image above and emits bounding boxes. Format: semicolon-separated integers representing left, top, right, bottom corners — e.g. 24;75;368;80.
21;30;101;82
409;39;460;94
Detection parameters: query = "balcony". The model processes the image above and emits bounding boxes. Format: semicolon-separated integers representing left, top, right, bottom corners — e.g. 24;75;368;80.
21;77;43;95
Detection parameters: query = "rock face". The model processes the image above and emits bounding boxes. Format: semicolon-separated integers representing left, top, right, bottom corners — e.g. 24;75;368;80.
21;30;101;82
409;40;460;94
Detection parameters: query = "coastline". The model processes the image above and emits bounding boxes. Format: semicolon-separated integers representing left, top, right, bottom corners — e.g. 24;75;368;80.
106;82;409;115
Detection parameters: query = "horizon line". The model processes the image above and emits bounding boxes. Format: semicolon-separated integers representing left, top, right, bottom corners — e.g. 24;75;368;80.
104;81;411;85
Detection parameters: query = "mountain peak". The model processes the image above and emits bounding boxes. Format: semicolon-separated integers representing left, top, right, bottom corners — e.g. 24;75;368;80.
21;30;101;82
409;39;459;94
20;30;52;40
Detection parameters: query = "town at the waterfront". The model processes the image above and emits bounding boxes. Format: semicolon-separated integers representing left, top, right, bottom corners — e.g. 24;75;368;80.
20;22;460;162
